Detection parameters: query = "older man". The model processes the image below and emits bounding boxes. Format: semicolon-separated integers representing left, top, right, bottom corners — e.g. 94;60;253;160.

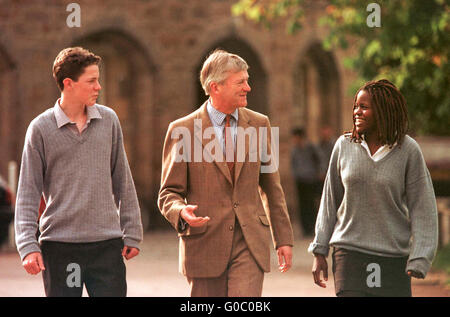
158;49;293;297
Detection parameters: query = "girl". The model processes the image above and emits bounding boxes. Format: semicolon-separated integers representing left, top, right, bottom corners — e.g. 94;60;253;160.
309;79;438;297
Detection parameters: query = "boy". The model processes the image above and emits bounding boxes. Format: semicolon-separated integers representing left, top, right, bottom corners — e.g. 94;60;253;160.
15;47;143;297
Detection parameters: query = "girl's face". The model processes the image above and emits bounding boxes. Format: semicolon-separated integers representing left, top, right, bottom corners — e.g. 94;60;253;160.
353;89;376;138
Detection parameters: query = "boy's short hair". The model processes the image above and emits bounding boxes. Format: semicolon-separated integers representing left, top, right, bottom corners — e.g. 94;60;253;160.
52;47;101;91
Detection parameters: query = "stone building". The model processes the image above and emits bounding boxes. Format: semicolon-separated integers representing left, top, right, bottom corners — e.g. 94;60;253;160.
0;0;372;231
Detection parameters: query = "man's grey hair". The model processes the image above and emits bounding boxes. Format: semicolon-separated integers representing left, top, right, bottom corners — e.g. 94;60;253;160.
200;49;249;96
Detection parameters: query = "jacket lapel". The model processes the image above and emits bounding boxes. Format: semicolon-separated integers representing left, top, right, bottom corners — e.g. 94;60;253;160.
195;103;233;185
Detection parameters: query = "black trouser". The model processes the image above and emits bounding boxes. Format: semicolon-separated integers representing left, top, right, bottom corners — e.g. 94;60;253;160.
0;210;13;245
41;238;126;297
296;180;318;236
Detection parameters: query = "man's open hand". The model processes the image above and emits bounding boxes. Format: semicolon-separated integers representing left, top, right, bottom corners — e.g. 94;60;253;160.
180;205;210;227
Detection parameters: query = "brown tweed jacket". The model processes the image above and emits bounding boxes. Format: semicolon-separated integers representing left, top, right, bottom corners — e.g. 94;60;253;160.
158;102;294;278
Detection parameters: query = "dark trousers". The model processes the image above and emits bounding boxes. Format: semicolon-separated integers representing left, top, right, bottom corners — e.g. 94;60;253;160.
0;209;13;245
41;238;127;297
296;180;318;236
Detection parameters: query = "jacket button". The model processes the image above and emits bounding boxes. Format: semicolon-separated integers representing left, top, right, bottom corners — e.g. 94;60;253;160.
233;203;238;208
229;225;233;231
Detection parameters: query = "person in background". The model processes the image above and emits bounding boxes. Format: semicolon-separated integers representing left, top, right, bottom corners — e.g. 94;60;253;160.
317;125;336;181
0;175;14;248
309;79;438;297
291;128;321;237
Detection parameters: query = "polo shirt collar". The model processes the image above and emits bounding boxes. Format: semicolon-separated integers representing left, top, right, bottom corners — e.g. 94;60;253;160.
54;99;102;129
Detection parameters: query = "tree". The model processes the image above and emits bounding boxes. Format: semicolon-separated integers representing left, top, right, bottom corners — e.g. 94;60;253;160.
232;0;450;135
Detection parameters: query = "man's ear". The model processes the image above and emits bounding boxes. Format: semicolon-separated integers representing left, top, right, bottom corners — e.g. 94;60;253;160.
209;82;219;94
62;78;74;91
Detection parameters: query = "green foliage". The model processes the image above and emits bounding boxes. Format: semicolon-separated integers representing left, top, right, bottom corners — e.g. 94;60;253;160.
232;0;306;30
433;244;450;286
232;0;450;135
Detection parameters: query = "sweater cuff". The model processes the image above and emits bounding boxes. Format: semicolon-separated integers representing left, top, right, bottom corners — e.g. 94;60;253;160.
19;243;41;261
123;237;141;250
308;242;329;257
406;258;432;278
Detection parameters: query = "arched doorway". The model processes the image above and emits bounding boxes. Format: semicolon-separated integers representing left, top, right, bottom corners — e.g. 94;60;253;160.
73;30;158;229
293;42;341;142
195;37;268;115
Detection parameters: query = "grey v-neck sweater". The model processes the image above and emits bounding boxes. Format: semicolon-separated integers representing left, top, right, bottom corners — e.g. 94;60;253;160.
308;134;438;277
15;104;143;260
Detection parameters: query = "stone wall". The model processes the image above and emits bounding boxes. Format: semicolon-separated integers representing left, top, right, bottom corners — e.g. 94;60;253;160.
0;0;359;230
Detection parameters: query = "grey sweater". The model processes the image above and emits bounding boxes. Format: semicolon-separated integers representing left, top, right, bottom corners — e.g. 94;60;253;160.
308;134;438;277
15;103;143;260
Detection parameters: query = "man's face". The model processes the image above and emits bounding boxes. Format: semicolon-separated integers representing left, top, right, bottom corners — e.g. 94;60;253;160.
70;64;101;107
216;70;251;111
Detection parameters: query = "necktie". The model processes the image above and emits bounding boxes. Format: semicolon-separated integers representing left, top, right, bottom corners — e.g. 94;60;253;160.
225;114;235;177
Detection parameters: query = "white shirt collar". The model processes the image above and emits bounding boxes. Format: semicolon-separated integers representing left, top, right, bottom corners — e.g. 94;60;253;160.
360;140;396;162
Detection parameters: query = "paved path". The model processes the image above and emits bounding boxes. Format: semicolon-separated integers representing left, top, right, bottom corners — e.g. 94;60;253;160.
0;230;448;297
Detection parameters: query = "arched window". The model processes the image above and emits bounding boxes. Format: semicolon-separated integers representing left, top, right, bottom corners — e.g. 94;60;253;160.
195;37;268;115
73;30;158;227
293;42;341;142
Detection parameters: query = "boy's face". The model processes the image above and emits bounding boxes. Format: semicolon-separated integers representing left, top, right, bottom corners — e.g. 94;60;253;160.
69;64;101;107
